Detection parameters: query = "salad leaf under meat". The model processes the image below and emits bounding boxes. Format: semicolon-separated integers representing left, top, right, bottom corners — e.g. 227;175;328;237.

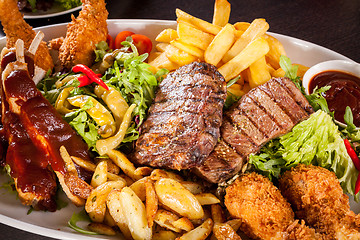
249;110;359;197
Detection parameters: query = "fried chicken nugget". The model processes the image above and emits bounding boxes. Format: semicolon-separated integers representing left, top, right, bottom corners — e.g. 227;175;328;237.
0;0;54;72
279;164;360;239
225;172;322;240
58;0;108;69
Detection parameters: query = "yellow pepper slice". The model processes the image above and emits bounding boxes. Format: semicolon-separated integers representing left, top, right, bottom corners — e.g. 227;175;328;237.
55;87;74;115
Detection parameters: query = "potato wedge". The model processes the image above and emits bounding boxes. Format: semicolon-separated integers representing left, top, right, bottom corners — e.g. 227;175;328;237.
177;21;214;50
155;28;178;43
172;217;194;232
218;36;269;81
85;180;125;222
176;8;221;35
223;18;269;63
177;218;214;240
195;193;220;205
106;190;133;240
152;230;178;240
248;56;271;88
155;178;204;220
213;223;242;240
134;166;153;177
204;23;235;66
145;179;158;228
225;219;242;232
120;187;152;240
180;181;205;195
87;222;116;236
154;209;181;232
165;44;198;66
211;204;226;224
107;149;140;181
212;0;231;27
91;160;108;188
150;169;184;182
129;177;149;201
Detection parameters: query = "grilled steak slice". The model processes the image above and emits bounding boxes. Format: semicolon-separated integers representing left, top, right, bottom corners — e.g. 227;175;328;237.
133;62;226;170
195;77;313;183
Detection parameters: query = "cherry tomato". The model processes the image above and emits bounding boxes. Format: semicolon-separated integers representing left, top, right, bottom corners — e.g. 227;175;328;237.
132;34;153;55
115;30;134;49
106;34;115;50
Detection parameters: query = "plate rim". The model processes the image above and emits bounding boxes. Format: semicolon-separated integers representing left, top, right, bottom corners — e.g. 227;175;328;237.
0;18;355;240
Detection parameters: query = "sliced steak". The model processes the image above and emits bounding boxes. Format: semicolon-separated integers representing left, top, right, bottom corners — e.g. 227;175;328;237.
133;62;226;170
195;77;313;183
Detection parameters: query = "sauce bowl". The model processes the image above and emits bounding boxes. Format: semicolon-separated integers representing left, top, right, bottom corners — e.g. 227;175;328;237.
302;60;360;129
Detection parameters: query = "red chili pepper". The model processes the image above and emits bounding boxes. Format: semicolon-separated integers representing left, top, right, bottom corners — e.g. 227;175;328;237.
344;139;360;171
72;64;109;90
356;172;360;195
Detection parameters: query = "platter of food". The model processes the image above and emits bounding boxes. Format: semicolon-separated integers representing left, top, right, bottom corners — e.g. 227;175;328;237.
0;0;359;239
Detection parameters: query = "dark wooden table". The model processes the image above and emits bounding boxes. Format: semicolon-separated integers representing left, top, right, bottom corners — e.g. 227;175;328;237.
0;0;359;239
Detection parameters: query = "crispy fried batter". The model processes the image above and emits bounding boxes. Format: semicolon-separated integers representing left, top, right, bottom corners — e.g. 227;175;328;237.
58;0;108;69
225;172;322;240
0;0;54;72
279;164;360;239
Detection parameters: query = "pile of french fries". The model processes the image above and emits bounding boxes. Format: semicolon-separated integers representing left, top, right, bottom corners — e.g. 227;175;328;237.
149;0;308;98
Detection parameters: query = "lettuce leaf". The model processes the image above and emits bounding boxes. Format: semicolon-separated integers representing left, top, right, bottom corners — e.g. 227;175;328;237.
249;110;359;197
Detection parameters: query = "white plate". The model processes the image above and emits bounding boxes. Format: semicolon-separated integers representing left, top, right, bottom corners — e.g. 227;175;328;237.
23;5;81;19
0;19;358;240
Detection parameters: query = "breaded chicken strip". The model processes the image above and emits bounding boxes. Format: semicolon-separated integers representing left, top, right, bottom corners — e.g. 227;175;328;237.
0;0;54;72
58;0;108;69
279;164;360;239
225;172;322;240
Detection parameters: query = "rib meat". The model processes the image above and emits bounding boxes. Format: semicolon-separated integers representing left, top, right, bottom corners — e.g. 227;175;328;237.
133;62;226;170
195;77;313;183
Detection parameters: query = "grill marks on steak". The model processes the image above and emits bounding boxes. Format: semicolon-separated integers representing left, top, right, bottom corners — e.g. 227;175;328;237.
133;62;226;170
195;77;313;183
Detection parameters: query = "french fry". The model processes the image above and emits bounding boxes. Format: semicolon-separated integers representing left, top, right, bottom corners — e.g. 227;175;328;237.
120;187;152;240
91;160;108;188
156;42;170;52
218;36;270;81
177;218;214;240
248;56;272;88
195;193;220;205
152;230;178;240
155;29;178;43
85;180;125;222
204;23;235;66
264;34;286;69
211;204;226;224
222;18;269;63
177;21;214;50
107;149;140;181
271;67;286;78
148;52;179;72
87;222;116;236
233;21;251;31
130;177;149;201
294;63;309;79
172;217;194;232
150;169;184;182
176;8;221;35
212;0;231;27
165;44;198;66
170;39;204;59
180;181;205;195
155;178;204;220
227;83;248;98
145;179;158;228
106;190;133;240
154;209;181;232
213;223;242;240
148;51;162;63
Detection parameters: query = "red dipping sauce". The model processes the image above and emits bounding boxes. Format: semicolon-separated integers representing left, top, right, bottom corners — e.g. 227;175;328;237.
309;71;360;127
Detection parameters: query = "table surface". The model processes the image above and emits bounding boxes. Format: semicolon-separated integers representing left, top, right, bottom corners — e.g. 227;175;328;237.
0;0;359;239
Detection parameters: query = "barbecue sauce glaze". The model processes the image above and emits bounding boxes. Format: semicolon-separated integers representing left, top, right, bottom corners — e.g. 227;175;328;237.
309;71;360;127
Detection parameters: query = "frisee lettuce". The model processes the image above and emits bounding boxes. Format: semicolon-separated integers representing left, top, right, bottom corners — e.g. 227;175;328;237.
249;110;359;198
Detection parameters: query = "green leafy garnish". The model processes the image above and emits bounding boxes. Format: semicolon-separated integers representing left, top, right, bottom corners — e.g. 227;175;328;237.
68;210;98;235
55;0;81;10
249;110;359;197
342;106;360;142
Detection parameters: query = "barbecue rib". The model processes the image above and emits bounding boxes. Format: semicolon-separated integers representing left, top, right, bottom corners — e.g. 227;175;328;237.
133;62;227;170
195;77;313;183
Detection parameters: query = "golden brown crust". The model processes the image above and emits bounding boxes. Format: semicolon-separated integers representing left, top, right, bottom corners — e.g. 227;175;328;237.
225;172;294;239
0;0;54;71
58;0;108;69
279;164;360;239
